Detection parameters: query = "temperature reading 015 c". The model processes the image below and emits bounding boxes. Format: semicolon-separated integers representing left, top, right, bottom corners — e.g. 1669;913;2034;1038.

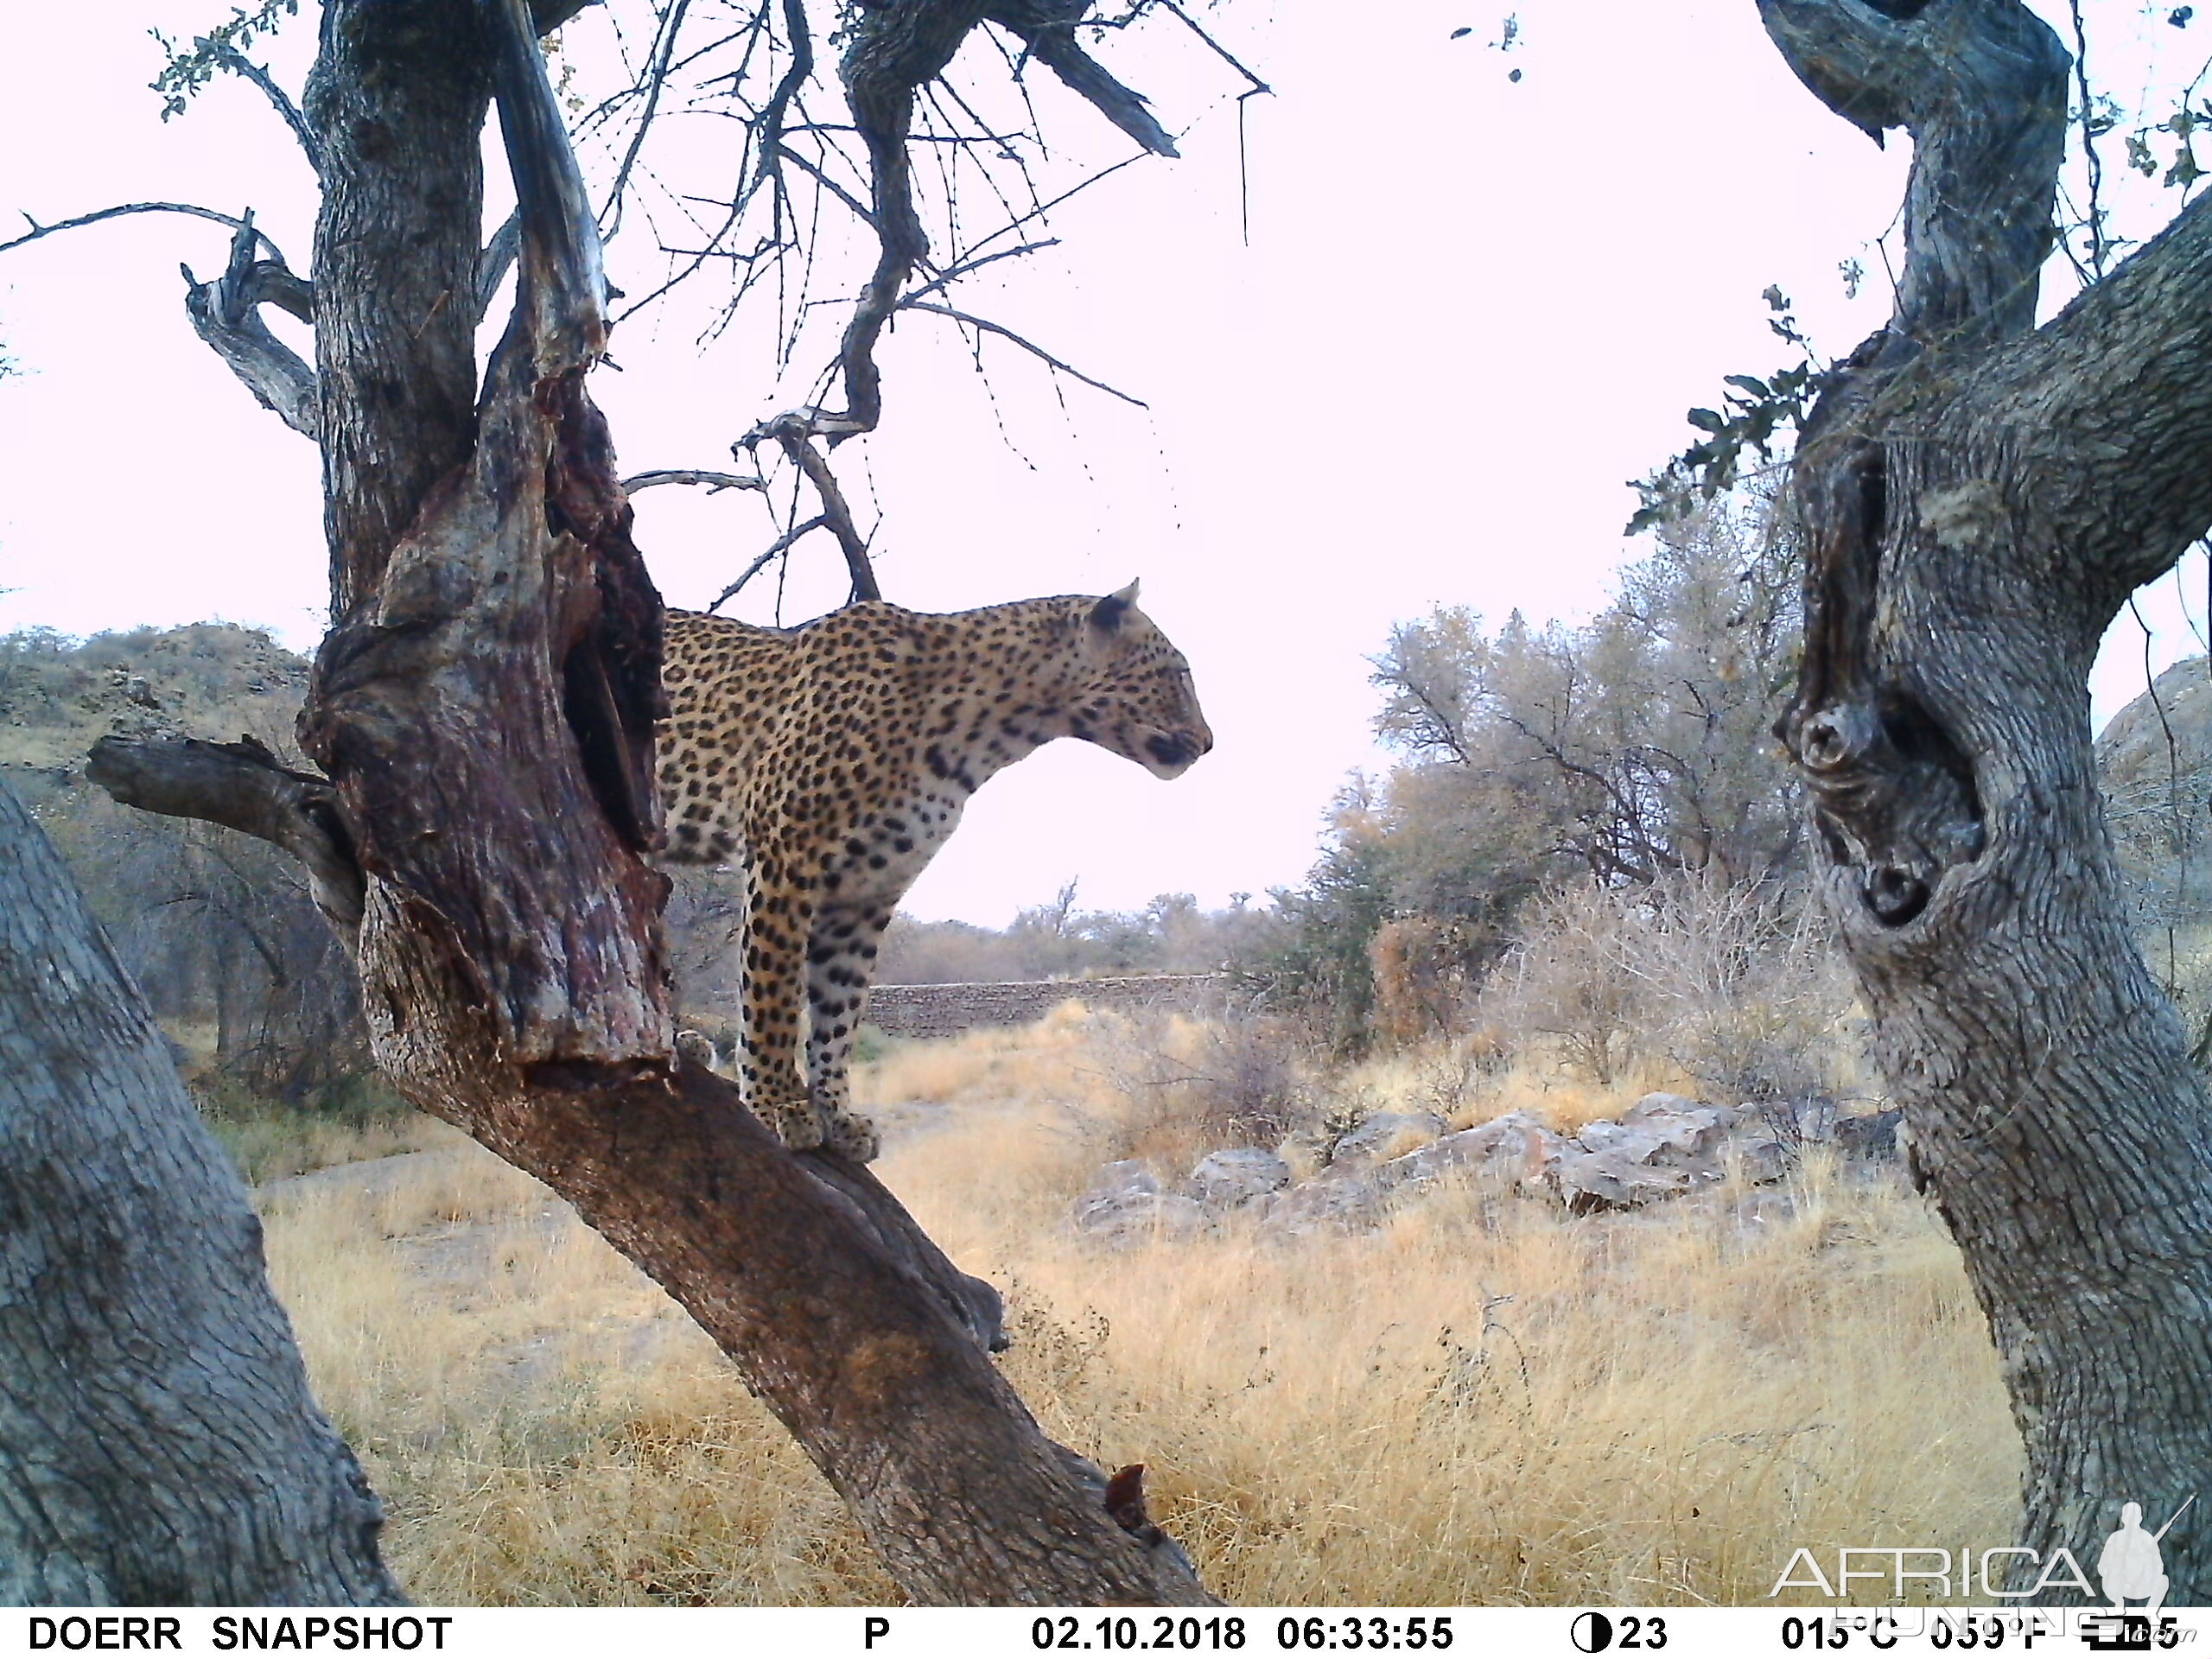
1570;1612;1668;1653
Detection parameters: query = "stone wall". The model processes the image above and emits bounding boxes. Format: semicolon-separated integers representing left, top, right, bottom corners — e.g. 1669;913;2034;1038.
866;974;1230;1041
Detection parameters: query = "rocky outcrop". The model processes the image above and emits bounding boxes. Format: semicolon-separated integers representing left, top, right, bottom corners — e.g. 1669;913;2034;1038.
1071;1092;1901;1246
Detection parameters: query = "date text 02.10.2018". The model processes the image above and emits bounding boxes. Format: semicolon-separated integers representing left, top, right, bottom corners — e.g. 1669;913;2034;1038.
1029;1616;1466;1652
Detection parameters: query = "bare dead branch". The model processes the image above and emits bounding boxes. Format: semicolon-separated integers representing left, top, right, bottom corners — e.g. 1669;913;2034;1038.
0;202;288;264
1154;0;1271;97
84;734;364;938
738;417;883;601
491;0;610;376
709;515;826;611
754;0;815;200
984;2;1179;156
181;213;321;441
902;299;1147;405
623;467;768;493
899;236;1059;302
601;0;693;240
197;35;325;176
476;210;523;321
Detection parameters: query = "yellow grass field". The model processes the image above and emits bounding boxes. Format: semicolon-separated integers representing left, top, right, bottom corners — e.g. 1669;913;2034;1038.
251;1008;2023;1606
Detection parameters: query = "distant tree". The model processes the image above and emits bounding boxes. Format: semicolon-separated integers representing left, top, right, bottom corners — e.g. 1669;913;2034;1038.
1268;496;1802;1046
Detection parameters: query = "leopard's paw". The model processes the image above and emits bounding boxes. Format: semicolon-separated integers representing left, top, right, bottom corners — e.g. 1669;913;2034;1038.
824;1110;881;1163
757;1097;827;1151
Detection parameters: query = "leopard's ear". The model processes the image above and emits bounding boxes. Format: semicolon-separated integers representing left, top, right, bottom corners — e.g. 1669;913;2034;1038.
1090;580;1140;632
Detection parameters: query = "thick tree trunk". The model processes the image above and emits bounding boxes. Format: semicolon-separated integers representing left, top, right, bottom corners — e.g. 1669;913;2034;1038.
0;779;403;1605
1764;0;2212;1597
154;0;1208;1605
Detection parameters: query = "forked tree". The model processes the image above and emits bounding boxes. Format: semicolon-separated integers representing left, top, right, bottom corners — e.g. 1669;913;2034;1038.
40;0;1217;1605
1759;0;2212;1595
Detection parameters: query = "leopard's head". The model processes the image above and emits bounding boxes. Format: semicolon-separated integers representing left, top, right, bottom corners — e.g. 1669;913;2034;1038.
1065;582;1214;779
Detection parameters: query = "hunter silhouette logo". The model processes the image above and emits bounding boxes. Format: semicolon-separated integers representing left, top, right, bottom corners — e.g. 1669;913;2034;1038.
2098;1499;2187;1614
2077;1497;2193;1652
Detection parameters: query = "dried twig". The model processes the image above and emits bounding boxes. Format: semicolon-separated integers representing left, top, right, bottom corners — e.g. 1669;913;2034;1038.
1;202;287;264
623;467;767;493
901;299;1147;406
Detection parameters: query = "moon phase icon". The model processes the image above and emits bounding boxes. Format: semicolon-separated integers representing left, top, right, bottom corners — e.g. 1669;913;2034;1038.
1570;1611;1614;1653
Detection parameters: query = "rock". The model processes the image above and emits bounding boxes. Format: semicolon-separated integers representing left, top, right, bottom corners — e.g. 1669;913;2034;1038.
1330;1109;1447;1167
1261;1172;1387;1237
1724;1126;1793;1185
1573;1120;1673;1165
1077;1192;1211;1247
1074;1161;1212;1245
1623;1093;1740;1150
1448;1110;1562;1183
1836;1107;1904;1161
1535;1097;1749;1211
1624;1090;1704;1122
1189;1147;1292;1207
1550;1144;1695;1211
1084;1159;1159;1198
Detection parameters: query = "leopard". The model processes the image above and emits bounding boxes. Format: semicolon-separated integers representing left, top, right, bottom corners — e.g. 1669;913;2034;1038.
657;582;1212;1161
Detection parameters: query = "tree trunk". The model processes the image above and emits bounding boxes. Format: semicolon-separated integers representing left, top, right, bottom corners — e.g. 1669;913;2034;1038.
72;0;1208;1605
1764;0;2212;1596
0;779;404;1605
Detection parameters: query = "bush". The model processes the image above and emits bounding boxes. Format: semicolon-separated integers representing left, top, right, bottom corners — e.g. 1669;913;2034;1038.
1481;868;1852;1101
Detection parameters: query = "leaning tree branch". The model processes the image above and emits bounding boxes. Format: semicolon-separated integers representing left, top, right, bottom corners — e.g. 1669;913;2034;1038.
1944;183;2212;602
984;1;1180;157
182;213;321;440
264;0;1213;1600
83;734;363;937
198;35;326;176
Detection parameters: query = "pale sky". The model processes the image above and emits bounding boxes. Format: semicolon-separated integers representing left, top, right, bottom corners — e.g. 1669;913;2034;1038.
3;1;2205;924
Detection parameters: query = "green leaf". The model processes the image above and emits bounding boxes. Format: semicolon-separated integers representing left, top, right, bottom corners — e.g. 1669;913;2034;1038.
1723;375;1770;398
1687;408;1726;434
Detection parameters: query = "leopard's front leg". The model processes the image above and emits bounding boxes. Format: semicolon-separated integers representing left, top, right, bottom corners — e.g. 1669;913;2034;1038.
806;899;893;1162
735;849;829;1150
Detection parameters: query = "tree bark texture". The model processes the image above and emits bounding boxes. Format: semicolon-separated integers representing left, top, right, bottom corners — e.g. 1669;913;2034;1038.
0;779;403;1605
1764;0;2212;1596
251;0;1211;1604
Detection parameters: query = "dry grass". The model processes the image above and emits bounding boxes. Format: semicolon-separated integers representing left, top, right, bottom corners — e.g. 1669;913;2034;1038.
257;1015;2022;1607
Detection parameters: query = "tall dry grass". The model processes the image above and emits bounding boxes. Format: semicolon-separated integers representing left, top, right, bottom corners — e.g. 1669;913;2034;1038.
253;1010;2020;1606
